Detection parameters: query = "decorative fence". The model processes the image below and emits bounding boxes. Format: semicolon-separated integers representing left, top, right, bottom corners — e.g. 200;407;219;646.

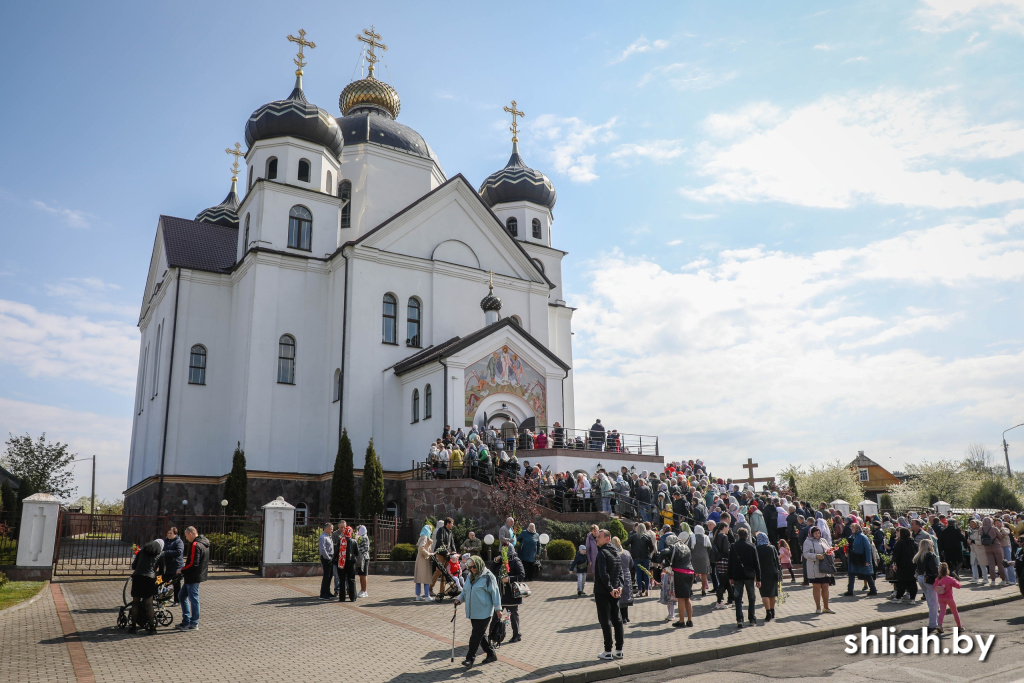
292;515;413;562
0;510;17;566
51;513;263;576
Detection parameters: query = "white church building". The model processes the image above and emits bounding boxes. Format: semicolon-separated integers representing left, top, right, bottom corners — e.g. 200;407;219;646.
124;30;580;517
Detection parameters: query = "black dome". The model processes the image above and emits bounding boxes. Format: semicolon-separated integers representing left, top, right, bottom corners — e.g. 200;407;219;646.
338;111;438;163
195;181;240;229
480;291;502;313
479;143;556;210
244;77;344;160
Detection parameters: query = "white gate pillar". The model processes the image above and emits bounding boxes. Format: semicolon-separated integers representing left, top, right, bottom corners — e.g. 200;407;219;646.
16;493;61;567
261;496;295;566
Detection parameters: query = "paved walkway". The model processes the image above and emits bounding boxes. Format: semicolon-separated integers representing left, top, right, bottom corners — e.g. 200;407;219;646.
1;573;1018;683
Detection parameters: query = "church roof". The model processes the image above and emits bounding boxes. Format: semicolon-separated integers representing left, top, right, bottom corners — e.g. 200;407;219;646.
160;215;237;274
392;317;570;376
479;142;556;210
0;464;20;491
339;112;438;163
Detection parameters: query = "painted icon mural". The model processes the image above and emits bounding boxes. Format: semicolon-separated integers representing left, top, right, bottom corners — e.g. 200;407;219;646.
464;345;547;427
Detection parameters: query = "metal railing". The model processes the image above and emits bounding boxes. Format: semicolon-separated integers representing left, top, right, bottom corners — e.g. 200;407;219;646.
546;428;659;456
293;515;413;561
0;510;17;565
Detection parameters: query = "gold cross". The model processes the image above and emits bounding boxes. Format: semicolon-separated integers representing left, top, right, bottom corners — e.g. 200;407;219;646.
225;142;244;181
503;100;525;143
287;29;316;74
487;270;494;291
357;26;388;78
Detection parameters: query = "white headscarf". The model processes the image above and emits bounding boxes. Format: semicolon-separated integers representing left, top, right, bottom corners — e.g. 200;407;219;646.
356;525;368;538
815;518;833;545
154;538;165;552
692;524;711;547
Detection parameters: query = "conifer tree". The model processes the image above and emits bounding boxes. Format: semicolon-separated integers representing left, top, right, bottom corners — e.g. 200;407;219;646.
330;429;355;518
360;438;385;518
223;442;248;515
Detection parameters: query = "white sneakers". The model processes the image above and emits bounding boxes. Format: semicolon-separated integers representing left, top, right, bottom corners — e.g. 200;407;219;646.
357;591;368;598
597;651;623;661
613;651;623;659
815;608;822;614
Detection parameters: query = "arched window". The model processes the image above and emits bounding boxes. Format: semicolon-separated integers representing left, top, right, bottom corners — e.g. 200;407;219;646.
325;170;333;195
189;345;207;385
407;297;421;347
298;158;311;182
247;165;254;189
385;501;400;517
243;213;250;252
411;388;420;423
137;343;149;414
424;384;432;419
532;218;542;239
294;503;308;527
339;180;352;229
287;205;312;250
278;334;296;384
382;294;397;344
333;368;341;402
506;217;518;237
266;157;278;180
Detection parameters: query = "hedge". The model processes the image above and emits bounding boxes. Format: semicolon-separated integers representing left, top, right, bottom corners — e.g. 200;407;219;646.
390;543;417;562
546;539;576;561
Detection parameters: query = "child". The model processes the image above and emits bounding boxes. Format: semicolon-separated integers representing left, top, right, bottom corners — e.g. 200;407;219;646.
447;553;463;591
569;544;588;596
779;540;796;583
460;553;472;585
933;562;962;632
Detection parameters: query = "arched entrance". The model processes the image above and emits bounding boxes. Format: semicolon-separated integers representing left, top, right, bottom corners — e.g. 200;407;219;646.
472;393;533;432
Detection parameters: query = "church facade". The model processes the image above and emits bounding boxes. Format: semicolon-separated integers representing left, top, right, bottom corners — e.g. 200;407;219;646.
124;30;576;517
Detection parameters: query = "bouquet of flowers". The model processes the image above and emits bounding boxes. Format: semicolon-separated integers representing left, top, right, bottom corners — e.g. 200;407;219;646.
832;538;848;552
777;581;788;605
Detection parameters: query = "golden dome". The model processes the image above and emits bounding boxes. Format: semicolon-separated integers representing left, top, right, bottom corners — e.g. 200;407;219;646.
339;76;401;119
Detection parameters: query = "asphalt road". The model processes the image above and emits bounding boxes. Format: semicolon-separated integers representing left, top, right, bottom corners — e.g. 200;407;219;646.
620;597;1024;683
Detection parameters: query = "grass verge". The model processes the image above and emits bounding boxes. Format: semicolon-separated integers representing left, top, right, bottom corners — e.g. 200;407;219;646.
0;581;46;611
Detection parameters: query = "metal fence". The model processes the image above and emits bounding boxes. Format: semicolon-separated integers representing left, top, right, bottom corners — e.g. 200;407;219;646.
51;513;263;576
0;510;17;566
293;515;413;562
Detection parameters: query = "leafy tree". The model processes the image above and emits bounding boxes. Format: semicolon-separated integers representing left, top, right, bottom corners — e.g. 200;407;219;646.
330;429;355;518
905;459;978;506
963;443;998;476
878;493;893;511
452;515;480;549
792;459;863;507
360;438;385;518
70;496;124;514
0;480;14;514
223;442;248;515
971;479;1022;510
2;433;76;499
489;476;541;528
885;482;927;512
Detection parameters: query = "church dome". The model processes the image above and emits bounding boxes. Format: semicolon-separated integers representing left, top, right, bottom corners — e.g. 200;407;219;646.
244;75;344;160
480;286;502;313
195;179;240;228
340;76;401;120
338;111;438;162
479;142;557;210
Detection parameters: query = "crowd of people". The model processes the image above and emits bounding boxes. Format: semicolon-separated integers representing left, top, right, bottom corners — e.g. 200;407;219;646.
126;525;209;633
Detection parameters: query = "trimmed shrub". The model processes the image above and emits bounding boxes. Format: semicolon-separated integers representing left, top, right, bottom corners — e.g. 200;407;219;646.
603;518;628;543
390;543;417;562
546;539;575;561
0;571;8;589
545;520;590;549
878;493;893;511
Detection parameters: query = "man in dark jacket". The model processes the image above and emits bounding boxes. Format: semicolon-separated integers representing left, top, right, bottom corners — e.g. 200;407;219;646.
631;523;654;596
593;529;624;660
727;528;761;627
176;526;209;631
161;526;185;605
589;419;606;451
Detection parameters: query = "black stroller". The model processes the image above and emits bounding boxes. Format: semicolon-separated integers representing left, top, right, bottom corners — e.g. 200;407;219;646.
429;551;462;602
117;577;175;630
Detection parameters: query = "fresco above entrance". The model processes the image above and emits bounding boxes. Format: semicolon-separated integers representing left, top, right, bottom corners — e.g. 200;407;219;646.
464;345;547;427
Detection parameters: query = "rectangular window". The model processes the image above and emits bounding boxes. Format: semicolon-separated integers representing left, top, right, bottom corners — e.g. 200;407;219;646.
859;468;869;482
189;346;207;385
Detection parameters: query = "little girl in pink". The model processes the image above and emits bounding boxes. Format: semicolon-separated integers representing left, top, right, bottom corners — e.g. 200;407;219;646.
934;562;962;632
778;540;796;583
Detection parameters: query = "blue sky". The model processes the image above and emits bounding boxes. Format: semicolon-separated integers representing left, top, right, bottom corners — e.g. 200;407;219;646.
2;1;1023;500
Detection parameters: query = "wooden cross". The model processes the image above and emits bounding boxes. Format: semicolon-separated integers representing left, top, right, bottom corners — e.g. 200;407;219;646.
503;100;525;143
741;457;774;487
287;29;316;73
225;142;244;181
357;26;387;77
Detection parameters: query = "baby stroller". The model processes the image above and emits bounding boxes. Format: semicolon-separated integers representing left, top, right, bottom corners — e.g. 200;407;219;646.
429;552;462;602
116;577;175;630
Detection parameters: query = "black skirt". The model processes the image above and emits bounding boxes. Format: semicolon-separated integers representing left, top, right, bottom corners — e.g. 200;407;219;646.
130;576;157;599
673;572;694;598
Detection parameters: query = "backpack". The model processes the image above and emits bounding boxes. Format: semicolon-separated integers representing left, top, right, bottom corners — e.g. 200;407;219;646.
980;532;993;546
708;537;721;565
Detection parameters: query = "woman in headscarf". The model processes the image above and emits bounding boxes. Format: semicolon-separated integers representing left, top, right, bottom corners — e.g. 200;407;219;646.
889;526;918;603
735;513;751;536
355;525;371;598
938;519;967;580
713;522;733;608
334;526;360;602
755;532;781;621
972;516;1006;584
814;513;833;546
802;526;835;614
689;523;712;596
454;556;503;668
413;524;434;601
662;529;696;628
491;540;526;642
129;538;164;633
748;505;768;538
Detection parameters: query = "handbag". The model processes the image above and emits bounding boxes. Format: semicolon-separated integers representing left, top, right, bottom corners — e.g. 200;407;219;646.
818;552;836;575
512;582;531;598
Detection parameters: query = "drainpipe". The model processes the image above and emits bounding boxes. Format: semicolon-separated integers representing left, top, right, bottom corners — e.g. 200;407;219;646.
440;359;448;427
155;270;182;516
338;249;350;439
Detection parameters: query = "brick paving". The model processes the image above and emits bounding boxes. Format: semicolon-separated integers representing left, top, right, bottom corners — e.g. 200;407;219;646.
2;573;1019;683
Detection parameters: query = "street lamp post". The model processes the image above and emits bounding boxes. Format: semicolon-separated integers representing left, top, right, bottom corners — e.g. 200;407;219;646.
72;455;96;533
221;499;228;534
1002;423;1024;478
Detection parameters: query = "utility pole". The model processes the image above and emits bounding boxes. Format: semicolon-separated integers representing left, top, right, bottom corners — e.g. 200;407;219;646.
1002;424;1024;478
72;455;97;534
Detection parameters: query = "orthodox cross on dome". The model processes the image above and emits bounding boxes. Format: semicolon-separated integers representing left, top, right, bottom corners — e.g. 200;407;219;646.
357;26;387;78
503;100;525;144
287;29;317;75
487;269;494;292
225;142;244;181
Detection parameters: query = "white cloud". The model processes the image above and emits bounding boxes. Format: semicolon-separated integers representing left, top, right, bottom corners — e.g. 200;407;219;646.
31;200;94;229
0;299;139;395
530;114;617;183
611;36;670;64
684;89;1024;208
916;0;1024;35
571;212;1024;478
814;43;836;51
0;398;132;501
667;239;683;246
639;62;737;91
842;56;870;64
610;140;687;164
44;277;136;319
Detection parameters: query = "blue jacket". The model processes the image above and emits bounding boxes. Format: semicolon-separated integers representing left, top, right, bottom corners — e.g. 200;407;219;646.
517;531;539;563
569;551;588;573
457;569;502;620
848;532;874;576
161;535;184;578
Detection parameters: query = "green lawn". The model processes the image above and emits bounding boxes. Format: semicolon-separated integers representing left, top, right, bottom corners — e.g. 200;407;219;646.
0;581;46;612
